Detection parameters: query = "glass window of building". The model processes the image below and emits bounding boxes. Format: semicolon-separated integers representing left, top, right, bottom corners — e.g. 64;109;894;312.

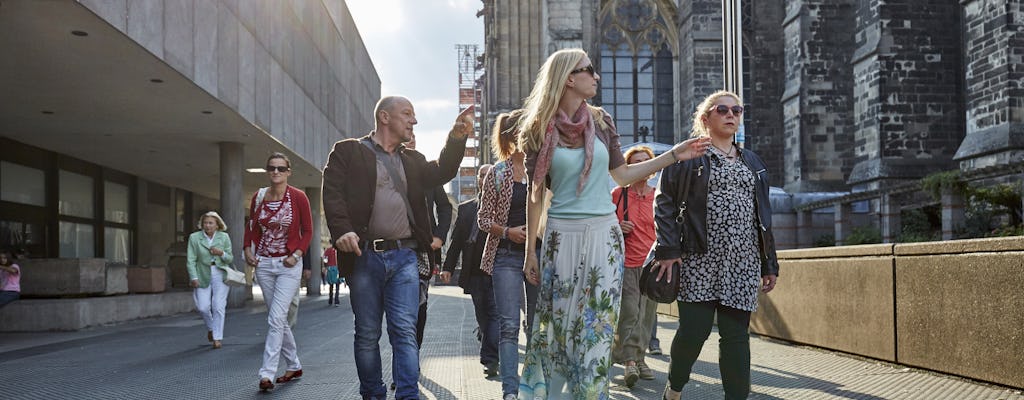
597;0;677;145
104;181;130;224
1;161;46;206
59;221;94;258
59;170;94;218
105;227;131;264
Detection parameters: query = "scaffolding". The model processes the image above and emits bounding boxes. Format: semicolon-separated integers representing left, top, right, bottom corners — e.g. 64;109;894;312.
453;44;483;203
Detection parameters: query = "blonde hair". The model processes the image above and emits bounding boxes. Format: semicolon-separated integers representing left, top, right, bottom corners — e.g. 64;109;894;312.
491;110;524;161
518;48;608;153
624;146;655;164
690;90;743;138
197;211;228;231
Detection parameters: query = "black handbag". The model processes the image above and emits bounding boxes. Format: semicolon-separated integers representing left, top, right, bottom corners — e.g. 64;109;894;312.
640;259;680;303
640;160;696;303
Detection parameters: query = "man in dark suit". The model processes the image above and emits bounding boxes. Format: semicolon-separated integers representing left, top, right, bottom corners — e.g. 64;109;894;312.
322;96;473;400
440;164;499;377
405;133;454;350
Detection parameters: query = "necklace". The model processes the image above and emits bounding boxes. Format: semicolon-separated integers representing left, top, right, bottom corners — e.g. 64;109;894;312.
712;143;735;158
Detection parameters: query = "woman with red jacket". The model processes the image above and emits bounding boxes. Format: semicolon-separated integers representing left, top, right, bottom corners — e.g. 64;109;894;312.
243;152;313;391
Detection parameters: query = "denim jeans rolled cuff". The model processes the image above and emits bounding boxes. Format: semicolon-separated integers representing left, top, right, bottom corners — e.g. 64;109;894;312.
349;247;421;399
491;247;526;396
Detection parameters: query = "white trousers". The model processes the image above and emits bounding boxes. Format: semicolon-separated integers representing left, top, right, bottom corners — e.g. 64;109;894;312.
193;265;229;340
256;256;303;380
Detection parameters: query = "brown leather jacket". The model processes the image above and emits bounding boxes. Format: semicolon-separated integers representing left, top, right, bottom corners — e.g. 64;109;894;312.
322;133;467;276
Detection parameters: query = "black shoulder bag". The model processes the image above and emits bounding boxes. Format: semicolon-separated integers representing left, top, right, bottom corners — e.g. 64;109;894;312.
639;161;692;303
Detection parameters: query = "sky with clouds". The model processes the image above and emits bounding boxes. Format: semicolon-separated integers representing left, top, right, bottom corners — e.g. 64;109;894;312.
346;0;484;161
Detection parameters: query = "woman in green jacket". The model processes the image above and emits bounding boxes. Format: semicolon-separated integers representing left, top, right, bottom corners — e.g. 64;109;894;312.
187;211;234;349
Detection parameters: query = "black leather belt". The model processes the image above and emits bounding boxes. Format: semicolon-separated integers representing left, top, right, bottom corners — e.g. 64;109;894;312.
363;238;418;253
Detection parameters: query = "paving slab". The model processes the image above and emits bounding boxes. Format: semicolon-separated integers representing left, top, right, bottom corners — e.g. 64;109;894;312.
0;285;1019;399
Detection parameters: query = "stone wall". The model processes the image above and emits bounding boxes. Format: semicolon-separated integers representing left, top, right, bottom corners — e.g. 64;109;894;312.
848;0;964;188
677;0;724;140
954;0;1024;170
482;0;544;113
782;0;857;193
741;0;786;187
749;237;1024;389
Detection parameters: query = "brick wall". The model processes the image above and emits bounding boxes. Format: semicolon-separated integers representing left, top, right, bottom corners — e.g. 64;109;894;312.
848;0;965;188
742;0;786;187
782;0;857;192
677;0;724;140
954;0;1024;169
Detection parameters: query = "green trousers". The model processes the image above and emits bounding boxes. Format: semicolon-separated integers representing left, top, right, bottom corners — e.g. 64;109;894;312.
668;301;751;399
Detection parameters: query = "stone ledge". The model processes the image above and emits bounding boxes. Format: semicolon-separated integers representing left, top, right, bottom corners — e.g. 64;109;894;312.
777;243;893;259
0;291;195;332
894;236;1024;256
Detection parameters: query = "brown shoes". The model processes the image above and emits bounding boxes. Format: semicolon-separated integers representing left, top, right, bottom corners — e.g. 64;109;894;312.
275;369;303;383
212;340;222;349
259;378;274;391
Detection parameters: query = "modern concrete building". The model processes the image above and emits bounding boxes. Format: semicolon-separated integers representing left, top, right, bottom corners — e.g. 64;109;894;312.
0;0;380;302
478;0;1023;247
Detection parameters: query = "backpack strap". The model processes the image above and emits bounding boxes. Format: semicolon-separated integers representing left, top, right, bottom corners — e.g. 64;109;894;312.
616;186;630;222
248;187;268;252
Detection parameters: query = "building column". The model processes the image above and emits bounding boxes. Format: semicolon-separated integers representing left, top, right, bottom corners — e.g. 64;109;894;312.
941;187;965;241
305;186;323;296
219;142;247;308
797;209;814;248
879;194;901;243
834;202;851;246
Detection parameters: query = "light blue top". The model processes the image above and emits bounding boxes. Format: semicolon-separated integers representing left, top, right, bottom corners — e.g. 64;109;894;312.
547;139;615;219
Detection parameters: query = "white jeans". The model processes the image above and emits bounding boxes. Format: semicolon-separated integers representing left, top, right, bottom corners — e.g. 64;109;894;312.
193;265;229;340
256;256;303;380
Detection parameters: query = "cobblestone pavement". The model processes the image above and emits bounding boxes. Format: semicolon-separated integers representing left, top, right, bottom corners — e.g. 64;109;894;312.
0;285;1020;399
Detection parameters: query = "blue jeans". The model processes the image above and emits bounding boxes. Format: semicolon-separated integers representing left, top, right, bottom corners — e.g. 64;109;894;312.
492;248;526;396
0;290;18;308
348;245;420;399
469;274;499;366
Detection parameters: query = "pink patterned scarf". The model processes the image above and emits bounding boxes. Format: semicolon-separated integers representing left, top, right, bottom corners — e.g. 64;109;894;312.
531;102;595;197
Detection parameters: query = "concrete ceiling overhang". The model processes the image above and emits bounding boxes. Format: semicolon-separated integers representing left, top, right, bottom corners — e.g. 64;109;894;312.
0;0;323;201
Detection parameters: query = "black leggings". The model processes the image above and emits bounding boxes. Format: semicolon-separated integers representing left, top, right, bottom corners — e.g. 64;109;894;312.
668;301;751;399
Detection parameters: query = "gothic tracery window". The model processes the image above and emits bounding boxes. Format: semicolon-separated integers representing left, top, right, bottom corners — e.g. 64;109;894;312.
597;0;677;145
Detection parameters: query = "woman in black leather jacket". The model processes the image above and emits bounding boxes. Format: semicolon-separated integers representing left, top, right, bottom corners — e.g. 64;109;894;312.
651;90;779;400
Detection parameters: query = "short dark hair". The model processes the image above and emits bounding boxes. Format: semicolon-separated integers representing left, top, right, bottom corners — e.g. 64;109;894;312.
267;152;290;168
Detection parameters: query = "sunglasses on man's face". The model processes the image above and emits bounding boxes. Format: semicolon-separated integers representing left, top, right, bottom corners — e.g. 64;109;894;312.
265;166;290;173
570;65;596;77
711;104;744;116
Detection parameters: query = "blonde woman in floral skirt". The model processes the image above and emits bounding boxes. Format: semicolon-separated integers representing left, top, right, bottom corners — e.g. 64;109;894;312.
517;48;710;399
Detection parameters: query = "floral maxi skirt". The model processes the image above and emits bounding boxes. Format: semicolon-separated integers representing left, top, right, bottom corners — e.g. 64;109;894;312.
520;214;625;400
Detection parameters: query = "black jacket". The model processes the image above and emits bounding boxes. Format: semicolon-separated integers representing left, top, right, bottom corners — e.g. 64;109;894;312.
443;199;489;293
322;133;466;277
653;147;780;277
425;186;453;267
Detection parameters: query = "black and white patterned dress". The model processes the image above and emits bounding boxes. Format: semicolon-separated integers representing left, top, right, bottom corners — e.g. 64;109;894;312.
678;148;762;312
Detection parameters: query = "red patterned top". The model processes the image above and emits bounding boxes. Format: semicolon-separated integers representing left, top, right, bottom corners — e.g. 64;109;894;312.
244;185;313;258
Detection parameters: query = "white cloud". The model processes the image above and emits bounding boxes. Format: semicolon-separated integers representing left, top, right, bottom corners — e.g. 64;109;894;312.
415;98;457;112
346;0;405;34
